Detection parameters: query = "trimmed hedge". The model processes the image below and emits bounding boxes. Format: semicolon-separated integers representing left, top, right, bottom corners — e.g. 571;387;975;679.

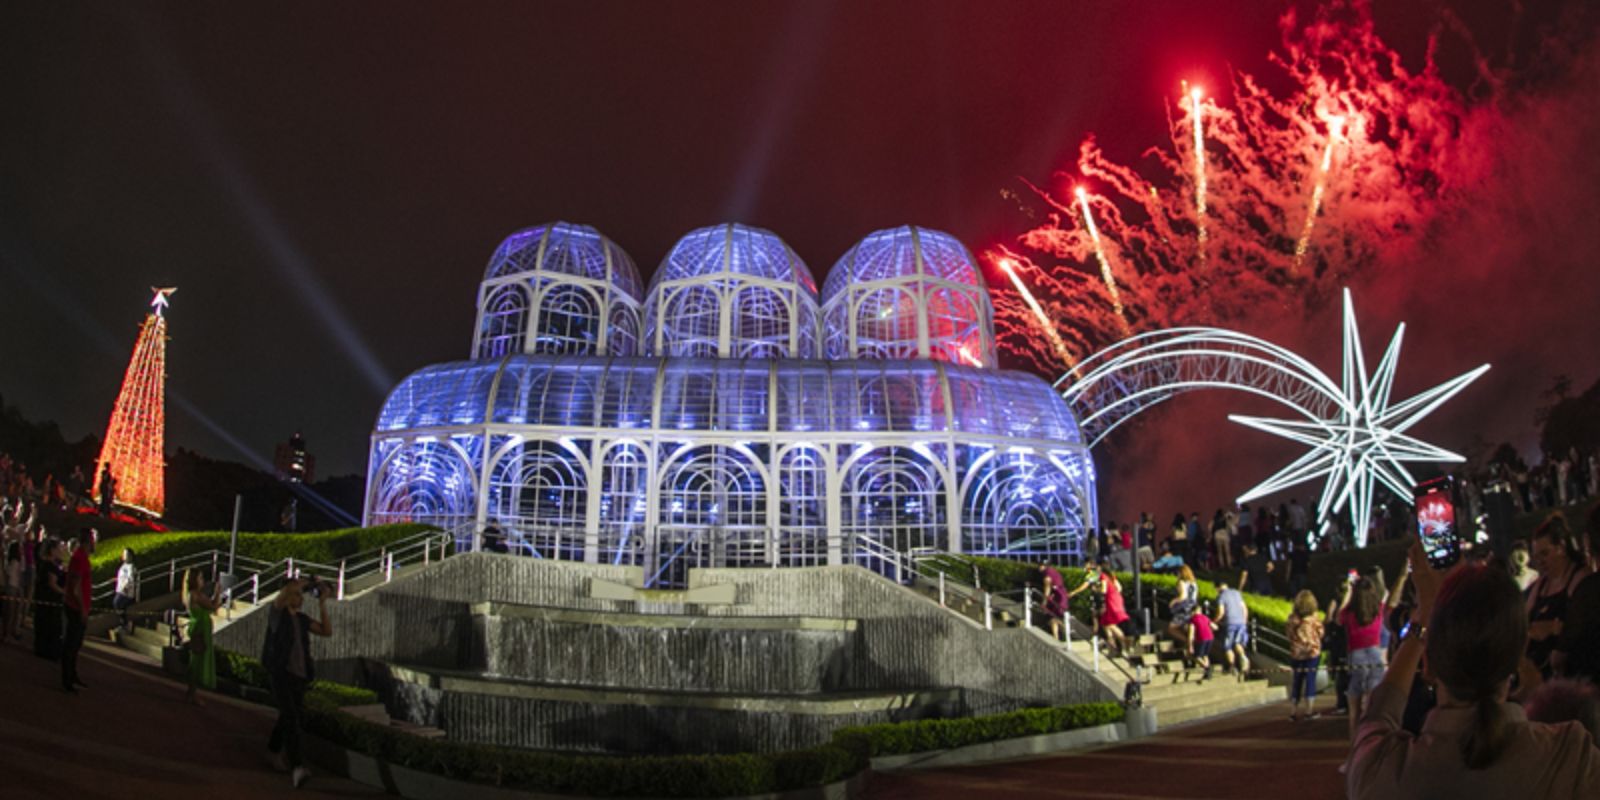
834;702;1124;757
300;697;1122;797
89;523;438;587
303;705;866;797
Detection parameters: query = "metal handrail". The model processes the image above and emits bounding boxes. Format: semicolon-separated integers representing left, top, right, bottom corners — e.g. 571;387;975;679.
90;528;452;607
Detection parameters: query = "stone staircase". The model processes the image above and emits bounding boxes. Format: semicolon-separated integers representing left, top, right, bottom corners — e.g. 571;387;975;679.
904;567;1283;729
107;599;262;661
1065;634;1283;727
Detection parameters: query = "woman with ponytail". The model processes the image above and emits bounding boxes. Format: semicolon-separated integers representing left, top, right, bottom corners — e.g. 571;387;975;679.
1347;539;1600;798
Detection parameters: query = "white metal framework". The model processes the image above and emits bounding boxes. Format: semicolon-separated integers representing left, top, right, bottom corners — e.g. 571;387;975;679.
821;226;997;368
472;223;644;359
643;224;821;359
370;223;1098;586
1058;289;1488;545
366;355;1096;584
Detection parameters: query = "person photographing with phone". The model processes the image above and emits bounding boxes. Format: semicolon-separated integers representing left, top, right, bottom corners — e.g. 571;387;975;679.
262;576;334;789
1346;538;1600;797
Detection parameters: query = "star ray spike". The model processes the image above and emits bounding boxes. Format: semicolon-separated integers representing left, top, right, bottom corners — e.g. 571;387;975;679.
1232;289;1488;546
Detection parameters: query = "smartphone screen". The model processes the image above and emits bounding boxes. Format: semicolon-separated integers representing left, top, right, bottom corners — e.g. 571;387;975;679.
1415;476;1460;569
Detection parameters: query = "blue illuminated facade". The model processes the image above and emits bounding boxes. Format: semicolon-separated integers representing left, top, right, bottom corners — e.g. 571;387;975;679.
367;222;1096;585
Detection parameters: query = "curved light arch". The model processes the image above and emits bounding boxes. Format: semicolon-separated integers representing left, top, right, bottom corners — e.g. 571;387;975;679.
1057;290;1488;545
1057;328;1349;447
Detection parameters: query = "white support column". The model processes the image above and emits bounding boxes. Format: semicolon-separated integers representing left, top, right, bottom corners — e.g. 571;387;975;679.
825;444;843;567
583;440;602;564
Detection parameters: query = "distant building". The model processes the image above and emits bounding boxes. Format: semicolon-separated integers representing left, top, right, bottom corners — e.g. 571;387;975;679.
274;432;316;484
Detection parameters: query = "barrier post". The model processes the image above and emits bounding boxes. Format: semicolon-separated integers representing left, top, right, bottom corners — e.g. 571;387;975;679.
337;561;346;601
385;552;394;583
168;561;175;592
984;592;993;631
938;572;946;607
251;573;259;605
1024;588;1033;630
287;557;294;581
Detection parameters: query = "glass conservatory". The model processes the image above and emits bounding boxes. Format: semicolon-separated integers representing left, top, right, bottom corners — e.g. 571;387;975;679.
369;222;1096;586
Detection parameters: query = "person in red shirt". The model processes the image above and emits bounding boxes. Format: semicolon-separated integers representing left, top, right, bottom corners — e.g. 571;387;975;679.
61;527;94;693
1069;562;1131;655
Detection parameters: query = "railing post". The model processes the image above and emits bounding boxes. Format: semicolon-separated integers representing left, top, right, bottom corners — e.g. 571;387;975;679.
1024;587;1033;630
1143;606;1151;637
385;552;394;583
424;541;431;566
1251;618;1259;655
168;560;175;592
251;573;259;605
211;551;218;581
984;592;993;631
439;537;446;563
938;572;946;607
1065;614;1072;646
337;560;347;601
287;557;294;581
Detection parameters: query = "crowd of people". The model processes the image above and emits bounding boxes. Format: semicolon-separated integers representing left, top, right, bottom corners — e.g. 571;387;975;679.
1085;499;1325;589
4;449;334;789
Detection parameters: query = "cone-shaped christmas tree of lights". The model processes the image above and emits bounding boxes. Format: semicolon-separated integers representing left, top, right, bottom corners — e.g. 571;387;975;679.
93;288;175;517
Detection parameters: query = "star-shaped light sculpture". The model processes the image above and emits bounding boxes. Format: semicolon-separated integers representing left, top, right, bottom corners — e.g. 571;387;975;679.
1230;289;1489;546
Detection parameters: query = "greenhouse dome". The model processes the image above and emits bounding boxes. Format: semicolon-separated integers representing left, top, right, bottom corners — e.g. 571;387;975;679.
368;223;1096;587
643;223;821;359
821;226;996;368
473;222;644;359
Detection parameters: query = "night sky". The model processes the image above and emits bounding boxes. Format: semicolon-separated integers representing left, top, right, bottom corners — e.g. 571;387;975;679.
3;2;1596;521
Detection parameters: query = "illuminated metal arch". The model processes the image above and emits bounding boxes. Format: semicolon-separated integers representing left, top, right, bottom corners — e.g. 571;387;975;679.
1056;327;1349;447
368;436;480;531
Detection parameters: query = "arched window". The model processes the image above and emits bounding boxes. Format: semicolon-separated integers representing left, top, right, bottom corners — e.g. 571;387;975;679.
653;444;768;586
532;283;602;355
841;445;947;574
477;284;530;359
487;439;588;561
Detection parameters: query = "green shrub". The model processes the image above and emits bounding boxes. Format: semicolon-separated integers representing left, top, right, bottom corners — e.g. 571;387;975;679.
836;702;1124;757
219;649;269;688
90;523;439;588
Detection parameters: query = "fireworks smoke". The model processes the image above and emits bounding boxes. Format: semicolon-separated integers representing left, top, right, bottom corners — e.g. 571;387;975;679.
991;1;1498;376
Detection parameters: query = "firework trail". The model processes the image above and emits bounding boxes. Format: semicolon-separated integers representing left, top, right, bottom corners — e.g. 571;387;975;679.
992;1;1496;377
1075;187;1131;336
1188;85;1208;266
997;255;1075;368
1292;116;1343;275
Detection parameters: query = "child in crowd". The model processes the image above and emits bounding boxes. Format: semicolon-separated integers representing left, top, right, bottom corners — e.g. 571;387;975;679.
1187;602;1215;680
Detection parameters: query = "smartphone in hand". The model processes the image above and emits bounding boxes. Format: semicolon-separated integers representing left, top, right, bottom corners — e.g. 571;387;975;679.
1414;476;1461;570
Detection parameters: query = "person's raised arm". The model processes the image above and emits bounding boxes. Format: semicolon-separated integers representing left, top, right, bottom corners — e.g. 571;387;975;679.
1387;564;1410;608
308;586;333;637
1335;581;1354;616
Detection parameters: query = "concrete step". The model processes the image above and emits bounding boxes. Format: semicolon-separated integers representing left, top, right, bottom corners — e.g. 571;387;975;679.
110;627;167;662
1143;679;1277;713
1158;685;1285;728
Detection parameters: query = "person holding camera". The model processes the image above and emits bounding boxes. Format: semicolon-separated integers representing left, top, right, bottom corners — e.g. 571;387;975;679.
182;568;220;705
262;576;333;789
1346;539;1600;798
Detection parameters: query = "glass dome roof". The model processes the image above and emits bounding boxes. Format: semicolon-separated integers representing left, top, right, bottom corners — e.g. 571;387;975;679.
483;222;644;301
375;355;1083;443
820;226;986;304
650;223;818;294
